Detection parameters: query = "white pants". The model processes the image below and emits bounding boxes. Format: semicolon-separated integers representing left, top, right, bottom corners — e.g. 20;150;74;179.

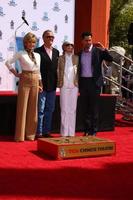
60;86;78;137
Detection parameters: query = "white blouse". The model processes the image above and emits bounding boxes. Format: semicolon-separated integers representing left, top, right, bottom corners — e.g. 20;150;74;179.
64;53;75;88
5;50;41;79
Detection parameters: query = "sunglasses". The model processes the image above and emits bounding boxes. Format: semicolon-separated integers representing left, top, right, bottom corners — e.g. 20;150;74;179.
46;36;55;39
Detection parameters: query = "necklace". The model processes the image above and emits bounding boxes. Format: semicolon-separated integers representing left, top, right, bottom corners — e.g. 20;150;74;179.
26;49;37;65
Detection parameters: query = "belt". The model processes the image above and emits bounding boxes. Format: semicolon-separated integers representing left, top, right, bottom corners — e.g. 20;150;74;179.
80;77;94;79
22;70;39;74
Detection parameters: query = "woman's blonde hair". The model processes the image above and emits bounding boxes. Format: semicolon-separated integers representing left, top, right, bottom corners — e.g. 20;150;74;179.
23;32;37;49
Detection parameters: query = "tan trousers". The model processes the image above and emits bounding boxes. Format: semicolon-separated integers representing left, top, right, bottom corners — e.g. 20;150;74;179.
15;71;39;142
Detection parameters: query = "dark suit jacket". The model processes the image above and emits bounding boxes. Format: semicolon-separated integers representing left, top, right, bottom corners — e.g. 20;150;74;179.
35;45;59;91
78;46;113;90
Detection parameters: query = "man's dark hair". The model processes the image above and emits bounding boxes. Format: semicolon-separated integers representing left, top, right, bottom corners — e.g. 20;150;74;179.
42;30;53;39
81;31;92;39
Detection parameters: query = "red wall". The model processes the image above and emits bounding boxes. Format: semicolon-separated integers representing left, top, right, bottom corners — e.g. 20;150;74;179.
74;0;111;53
91;0;111;48
74;0;92;53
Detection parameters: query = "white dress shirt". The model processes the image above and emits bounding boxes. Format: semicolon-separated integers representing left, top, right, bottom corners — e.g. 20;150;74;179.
44;45;53;60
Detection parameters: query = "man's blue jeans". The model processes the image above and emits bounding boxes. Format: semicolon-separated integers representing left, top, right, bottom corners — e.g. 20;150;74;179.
37;91;56;135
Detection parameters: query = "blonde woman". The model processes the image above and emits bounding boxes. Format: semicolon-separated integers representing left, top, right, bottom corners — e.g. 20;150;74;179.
57;42;79;137
5;32;42;142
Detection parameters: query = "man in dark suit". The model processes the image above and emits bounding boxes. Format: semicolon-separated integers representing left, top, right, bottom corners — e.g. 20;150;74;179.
35;30;59;137
78;31;113;136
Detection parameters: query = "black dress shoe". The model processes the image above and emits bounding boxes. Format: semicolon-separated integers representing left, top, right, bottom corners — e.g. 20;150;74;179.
90;131;97;136
84;132;90;136
43;133;52;138
84;131;97;136
35;134;43;139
